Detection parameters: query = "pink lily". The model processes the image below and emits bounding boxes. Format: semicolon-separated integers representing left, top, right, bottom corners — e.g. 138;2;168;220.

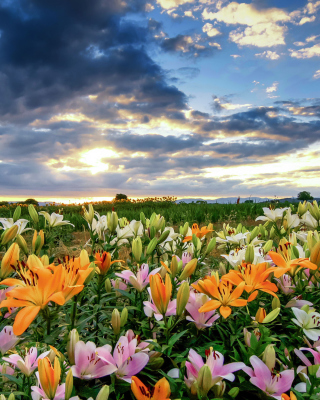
97;335;149;383
176;252;193;268
0;326;20;355
285;296;313;309
3;347;50;376
185;348;245;390
243;355;294;399
115;264;161;292
71;341;117;380
111;278;128;296
295;346;320;377
143;288;176;321
125;329;152;353
0;363;15;378
185;290;219;329
274;274;295;295
31;371;65;400
0;287;16;318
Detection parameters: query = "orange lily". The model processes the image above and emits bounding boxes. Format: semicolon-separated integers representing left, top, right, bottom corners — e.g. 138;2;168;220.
149;273;172;315
193;279;247;318
255;307;267;323
131;376;171;400
183;223;213;243
0;243;20;279
281;392;297;400
268;239;317;277
38;357;61;400
0;266;83;335
94;251;123;275
222;261;279;302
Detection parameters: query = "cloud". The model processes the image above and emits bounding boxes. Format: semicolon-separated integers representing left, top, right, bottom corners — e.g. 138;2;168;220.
160;34;216;57
306;34;320;42
156;0;194;10
230;54;241;58
298;15;316;24
290;43;320;58
229;23;287;47
314;70;320;79
266;82;279;93
293;41;306;46
211;95;251;112
202;23;221;37
255;50;280;60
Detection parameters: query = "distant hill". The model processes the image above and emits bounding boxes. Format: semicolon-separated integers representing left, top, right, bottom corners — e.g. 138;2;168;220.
176;197;320;204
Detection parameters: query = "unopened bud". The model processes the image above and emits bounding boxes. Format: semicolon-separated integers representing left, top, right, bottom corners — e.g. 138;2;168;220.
176;282;190;316
157;230;170;245
170;256;179;278
263;307;280;323
255;307;266;323
310;241;320;269
105;278;112;293
132;237;142;262
236;223;242;234
219;262;226;276
212;381;226;398
197;365;213;396
228;387;240;398
262;344;276;371
263;240;273;253
179;222;189;236
28;204;39;224
0;243;20;279
307;231;316;252
16;234;29;255
12;206;21;223
245;244;255;263
67;329;79;365
140;212;146;226
269;226;275;240
272;297;280;310
27;254;44;270
205;237;216;255
41;254;49;266
146;237;157;255
308;364;320;377
250;226;259;241
148;357;164;370
1;225;18;245
120;308;128;327
179;258;197;281
65;369;73;400
111;309;121;335
107;212;118;233
96;385;110;400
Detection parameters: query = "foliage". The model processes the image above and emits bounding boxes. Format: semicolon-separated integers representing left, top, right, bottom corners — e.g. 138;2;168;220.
297;191;314;201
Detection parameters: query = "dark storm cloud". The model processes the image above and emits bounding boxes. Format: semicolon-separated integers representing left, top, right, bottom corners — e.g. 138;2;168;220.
160;34;214;57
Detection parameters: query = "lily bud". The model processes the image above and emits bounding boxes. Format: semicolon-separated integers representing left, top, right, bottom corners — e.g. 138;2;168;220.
41;255;50;266
212;381;226;398
65;369;73;400
83;204;94;225
236;223;242;234
309;200;320;220
107;211;118;233
0;243;20;279
16;234;29;255
1;225;18;245
197;365;213;396
120;308;128;327
146;238;157;256
105;278;112;293
228;387;240;398
245;244;255;263
263;240;273;253
289;232;297;246
27;254;44;270
205;223;214;239
307;231;316;252
179;258;197;281
28;204;39;224
298;201;308;216
8;395;16;400
148;357;164;370
269;226;275;240
176;281;190;316
66;329;79;365
311;241;320;269
132;237;142;262
157;229;170;245
262;344;276;371
179;222;189;236
96;385;110;400
250;226;259;241
243;328;251;347
140;212;146;227
12;206;21;223
219;262;226;276
205;237;216;255
170;256;179;278
111;309;121;335
149;226;156;239
262;307;280;323
308;364;320;376
32;230;44;255
255;307;266;323
272;297;280;310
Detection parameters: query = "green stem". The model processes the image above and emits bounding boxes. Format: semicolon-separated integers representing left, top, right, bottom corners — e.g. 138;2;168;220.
71;295;78;330
95;274;103;344
163;315;169;345
47;311;51;335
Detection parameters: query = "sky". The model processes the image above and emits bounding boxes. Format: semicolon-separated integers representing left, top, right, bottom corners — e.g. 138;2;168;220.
0;0;320;202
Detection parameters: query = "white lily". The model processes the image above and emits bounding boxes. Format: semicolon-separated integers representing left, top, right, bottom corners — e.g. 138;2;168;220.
285;209;300;229
38;211;74;227
292;307;320;341
296;231;308;243
300;211;319;229
129;220;144;237
0;218;31;235
255;207;289;222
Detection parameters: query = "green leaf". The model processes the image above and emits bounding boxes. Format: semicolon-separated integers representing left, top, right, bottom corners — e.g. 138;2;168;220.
168;329;188;347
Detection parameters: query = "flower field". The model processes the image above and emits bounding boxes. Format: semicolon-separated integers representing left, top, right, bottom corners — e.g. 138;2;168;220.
0;201;320;400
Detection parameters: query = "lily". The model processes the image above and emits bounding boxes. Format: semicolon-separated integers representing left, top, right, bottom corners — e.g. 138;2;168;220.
284;209;300;229
275;274;295;295
131;376;171;400
71;341;117;380
94;251;123;275
3;347;50;376
31;357;65;400
255;207;289;222
0;218;31;235
149;273;172;316
192;278;247;318
185;290;220;329
183;223;213;243
143;288;176;321
97;335;149;383
300;211;319;229
185;348;245;392
115;264;161;292
38;211;74;227
0;326;20;355
243;355;294;400
291;307;320;341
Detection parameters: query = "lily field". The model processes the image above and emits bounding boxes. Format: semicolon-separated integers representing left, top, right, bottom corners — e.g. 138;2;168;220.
1;199;320;400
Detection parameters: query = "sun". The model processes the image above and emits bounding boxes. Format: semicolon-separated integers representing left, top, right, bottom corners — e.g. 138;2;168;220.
80;148;119;174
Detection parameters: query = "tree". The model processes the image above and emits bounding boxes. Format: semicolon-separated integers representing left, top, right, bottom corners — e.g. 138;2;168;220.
297;191;313;201
24;198;39;206
114;193;127;201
